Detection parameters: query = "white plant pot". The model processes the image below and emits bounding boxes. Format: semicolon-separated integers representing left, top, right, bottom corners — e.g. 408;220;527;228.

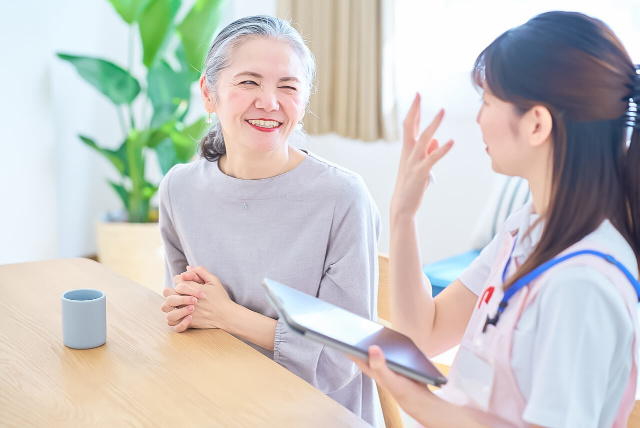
95;217;165;294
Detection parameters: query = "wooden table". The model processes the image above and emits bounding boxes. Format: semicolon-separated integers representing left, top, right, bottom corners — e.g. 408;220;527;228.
0;258;369;427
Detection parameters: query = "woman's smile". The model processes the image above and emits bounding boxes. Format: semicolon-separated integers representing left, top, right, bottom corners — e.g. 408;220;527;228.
246;118;283;132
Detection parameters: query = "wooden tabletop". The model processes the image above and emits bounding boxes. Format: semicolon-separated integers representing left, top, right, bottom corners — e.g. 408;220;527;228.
0;258;369;427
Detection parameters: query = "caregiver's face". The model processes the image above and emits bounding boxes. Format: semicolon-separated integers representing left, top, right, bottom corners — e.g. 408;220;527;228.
477;85;529;176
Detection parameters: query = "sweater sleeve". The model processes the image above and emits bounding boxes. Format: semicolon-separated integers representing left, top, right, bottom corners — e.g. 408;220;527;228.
158;166;188;288
273;175;381;393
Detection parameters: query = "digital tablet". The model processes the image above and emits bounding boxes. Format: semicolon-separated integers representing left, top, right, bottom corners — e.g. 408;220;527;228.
262;278;447;386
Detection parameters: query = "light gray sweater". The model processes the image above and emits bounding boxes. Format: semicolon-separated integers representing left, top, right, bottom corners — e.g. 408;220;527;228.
158;152;380;424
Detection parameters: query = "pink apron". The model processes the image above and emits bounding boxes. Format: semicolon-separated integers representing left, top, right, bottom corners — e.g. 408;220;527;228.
438;231;640;427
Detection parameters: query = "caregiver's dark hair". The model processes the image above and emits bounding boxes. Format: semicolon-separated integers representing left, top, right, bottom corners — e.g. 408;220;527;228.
472;11;640;289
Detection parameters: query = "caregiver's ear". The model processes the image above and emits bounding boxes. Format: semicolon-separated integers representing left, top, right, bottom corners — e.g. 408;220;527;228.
522;105;553;147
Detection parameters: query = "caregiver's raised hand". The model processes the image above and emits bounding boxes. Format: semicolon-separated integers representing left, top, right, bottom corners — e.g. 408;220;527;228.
391;93;454;218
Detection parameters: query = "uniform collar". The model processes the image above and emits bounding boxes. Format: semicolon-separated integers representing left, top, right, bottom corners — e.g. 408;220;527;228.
508;202;543;260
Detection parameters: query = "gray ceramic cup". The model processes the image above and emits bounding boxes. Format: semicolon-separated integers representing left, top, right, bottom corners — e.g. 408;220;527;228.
61;289;106;349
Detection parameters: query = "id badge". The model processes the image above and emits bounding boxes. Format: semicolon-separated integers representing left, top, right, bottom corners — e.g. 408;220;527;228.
453;343;496;411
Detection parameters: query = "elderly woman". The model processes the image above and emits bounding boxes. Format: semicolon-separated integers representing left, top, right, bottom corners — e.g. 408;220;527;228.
158;15;380;424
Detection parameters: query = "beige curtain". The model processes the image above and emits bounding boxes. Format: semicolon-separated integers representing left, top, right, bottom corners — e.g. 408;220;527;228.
277;0;398;141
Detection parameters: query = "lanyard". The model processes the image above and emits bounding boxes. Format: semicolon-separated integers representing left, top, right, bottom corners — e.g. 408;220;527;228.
483;238;640;332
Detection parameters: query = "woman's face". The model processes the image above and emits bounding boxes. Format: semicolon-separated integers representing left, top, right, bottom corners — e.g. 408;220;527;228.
476;86;531;177
211;37;307;154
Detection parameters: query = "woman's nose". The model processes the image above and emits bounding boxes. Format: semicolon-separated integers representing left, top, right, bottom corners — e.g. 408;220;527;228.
255;91;279;111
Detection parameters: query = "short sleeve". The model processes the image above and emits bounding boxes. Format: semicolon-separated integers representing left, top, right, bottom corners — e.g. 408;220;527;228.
458;229;503;296
459;201;534;296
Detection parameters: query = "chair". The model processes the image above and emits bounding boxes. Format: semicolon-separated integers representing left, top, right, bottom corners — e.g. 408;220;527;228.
376;253;404;428
631;402;640;427
376;254;451;428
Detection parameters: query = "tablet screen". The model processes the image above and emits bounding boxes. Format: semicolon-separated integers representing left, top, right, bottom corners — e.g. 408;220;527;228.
263;278;447;386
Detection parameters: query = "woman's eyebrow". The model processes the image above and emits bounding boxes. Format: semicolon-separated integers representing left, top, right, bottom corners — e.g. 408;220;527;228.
233;72;300;83
278;77;300;83
234;71;263;79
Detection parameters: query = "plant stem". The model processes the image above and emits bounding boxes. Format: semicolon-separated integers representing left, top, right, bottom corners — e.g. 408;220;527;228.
126;131;147;222
117;107;128;138
128;25;136;131
128;104;136;130
128;24;134;73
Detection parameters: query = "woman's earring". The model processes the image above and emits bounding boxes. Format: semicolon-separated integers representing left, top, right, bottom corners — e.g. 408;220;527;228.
295;120;303;131
206;112;213;124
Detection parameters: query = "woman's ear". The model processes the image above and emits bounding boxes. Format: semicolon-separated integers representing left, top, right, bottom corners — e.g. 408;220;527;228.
523;105;553;148
200;74;215;113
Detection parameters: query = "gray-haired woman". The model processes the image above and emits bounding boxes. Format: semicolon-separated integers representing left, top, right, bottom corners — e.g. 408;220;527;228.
158;15;380;424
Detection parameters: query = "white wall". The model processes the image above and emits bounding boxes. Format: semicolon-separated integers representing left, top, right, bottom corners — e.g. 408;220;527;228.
3;1;637;266
1;3;59;264
0;0;279;265
0;0;493;266
302;100;496;264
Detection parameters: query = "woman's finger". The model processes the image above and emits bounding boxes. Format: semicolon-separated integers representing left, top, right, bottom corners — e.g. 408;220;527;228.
166;304;195;325
367;346;426;399
160;301;173;313
163;294;198;311
180;270;205;285
347;354;375;378
188;266;220;285
402;93;422;144
367;346;389;371
426;138;439;155
174;281;206;298
174;314;192;333
424;140;455;171
163;287;178;298
415;109;445;155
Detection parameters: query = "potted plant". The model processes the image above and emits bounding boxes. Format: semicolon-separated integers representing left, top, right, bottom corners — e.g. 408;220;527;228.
57;0;225;292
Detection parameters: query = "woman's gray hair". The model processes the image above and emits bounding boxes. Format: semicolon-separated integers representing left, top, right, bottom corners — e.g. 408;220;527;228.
199;15;316;161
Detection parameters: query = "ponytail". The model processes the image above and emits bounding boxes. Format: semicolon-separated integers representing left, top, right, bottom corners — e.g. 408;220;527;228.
624;68;640;257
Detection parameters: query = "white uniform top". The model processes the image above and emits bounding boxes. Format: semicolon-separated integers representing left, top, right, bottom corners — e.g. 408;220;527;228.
459;202;638;427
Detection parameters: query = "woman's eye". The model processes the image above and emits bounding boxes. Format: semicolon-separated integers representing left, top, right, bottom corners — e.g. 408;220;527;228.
279;86;298;91
240;80;258;85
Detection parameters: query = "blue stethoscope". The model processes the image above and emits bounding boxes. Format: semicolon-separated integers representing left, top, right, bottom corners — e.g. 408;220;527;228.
483;237;640;333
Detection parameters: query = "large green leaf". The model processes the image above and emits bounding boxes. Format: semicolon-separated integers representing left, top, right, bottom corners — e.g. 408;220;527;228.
171;117;208;162
143;181;159;200
79;135;129;176
148;60;192;127
177;0;225;73
108;180;130;210
175;41;201;82
108;0;152;24
124;130;149;222
140;128;169;149
58;54;141;105
138;0;181;68
154;138;179;175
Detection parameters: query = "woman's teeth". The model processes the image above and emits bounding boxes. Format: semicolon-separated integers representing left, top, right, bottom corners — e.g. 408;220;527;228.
247;119;281;128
